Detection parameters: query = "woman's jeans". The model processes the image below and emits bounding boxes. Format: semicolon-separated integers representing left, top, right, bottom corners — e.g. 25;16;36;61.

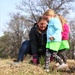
17;40;32;61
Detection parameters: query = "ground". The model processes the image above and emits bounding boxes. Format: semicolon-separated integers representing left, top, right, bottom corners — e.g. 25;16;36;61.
0;58;75;75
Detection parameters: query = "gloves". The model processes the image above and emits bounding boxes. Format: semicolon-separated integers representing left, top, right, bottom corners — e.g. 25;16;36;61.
32;54;39;65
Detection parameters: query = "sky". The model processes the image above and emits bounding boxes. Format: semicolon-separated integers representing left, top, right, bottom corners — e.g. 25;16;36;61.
0;0;21;36
0;0;75;37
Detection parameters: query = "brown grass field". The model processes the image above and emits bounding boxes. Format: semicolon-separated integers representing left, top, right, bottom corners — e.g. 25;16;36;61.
0;58;75;75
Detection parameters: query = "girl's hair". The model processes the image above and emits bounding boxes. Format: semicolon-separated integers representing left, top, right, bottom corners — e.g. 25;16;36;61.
58;14;67;26
58;14;70;31
43;9;56;17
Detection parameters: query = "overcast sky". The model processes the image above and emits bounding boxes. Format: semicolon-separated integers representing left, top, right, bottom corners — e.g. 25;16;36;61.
0;0;21;36
0;0;75;37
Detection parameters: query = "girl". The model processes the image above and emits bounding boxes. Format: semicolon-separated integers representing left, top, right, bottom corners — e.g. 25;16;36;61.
43;9;65;72
56;14;70;68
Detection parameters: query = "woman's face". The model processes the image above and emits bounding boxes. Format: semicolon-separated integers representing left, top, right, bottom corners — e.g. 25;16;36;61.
38;19;47;31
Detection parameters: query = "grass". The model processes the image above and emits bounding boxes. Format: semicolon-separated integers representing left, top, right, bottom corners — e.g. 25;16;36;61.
0;58;75;75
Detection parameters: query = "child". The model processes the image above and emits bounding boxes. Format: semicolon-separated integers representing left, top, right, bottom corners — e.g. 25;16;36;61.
43;9;65;72
56;14;70;68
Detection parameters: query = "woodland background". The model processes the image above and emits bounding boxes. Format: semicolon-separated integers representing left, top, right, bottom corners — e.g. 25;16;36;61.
0;0;75;59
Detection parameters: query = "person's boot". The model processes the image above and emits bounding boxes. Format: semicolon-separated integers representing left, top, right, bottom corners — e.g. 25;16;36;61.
13;58;23;63
13;59;22;63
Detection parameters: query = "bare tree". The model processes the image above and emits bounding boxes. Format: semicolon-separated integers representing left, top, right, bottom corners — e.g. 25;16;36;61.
0;32;12;58
16;0;75;22
1;0;75;58
16;0;75;58
6;13;31;57
68;18;75;59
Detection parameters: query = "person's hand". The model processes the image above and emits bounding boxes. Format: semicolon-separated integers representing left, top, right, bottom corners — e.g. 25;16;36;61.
49;37;54;41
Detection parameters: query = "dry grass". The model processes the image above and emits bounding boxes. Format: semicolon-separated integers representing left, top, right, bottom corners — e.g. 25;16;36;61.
0;59;75;75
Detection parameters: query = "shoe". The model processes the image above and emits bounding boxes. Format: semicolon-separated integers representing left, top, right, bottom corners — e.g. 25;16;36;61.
13;59;22;63
13;59;19;62
57;63;68;69
13;60;21;65
55;63;60;67
45;69;50;72
44;67;50;72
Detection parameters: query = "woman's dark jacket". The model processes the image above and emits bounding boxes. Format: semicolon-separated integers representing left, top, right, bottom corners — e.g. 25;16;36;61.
29;23;47;54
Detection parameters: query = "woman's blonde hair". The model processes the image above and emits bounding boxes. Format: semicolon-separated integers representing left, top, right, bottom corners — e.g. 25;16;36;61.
43;9;56;17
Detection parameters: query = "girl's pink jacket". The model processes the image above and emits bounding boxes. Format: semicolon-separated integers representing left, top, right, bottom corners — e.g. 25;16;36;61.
62;24;70;40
